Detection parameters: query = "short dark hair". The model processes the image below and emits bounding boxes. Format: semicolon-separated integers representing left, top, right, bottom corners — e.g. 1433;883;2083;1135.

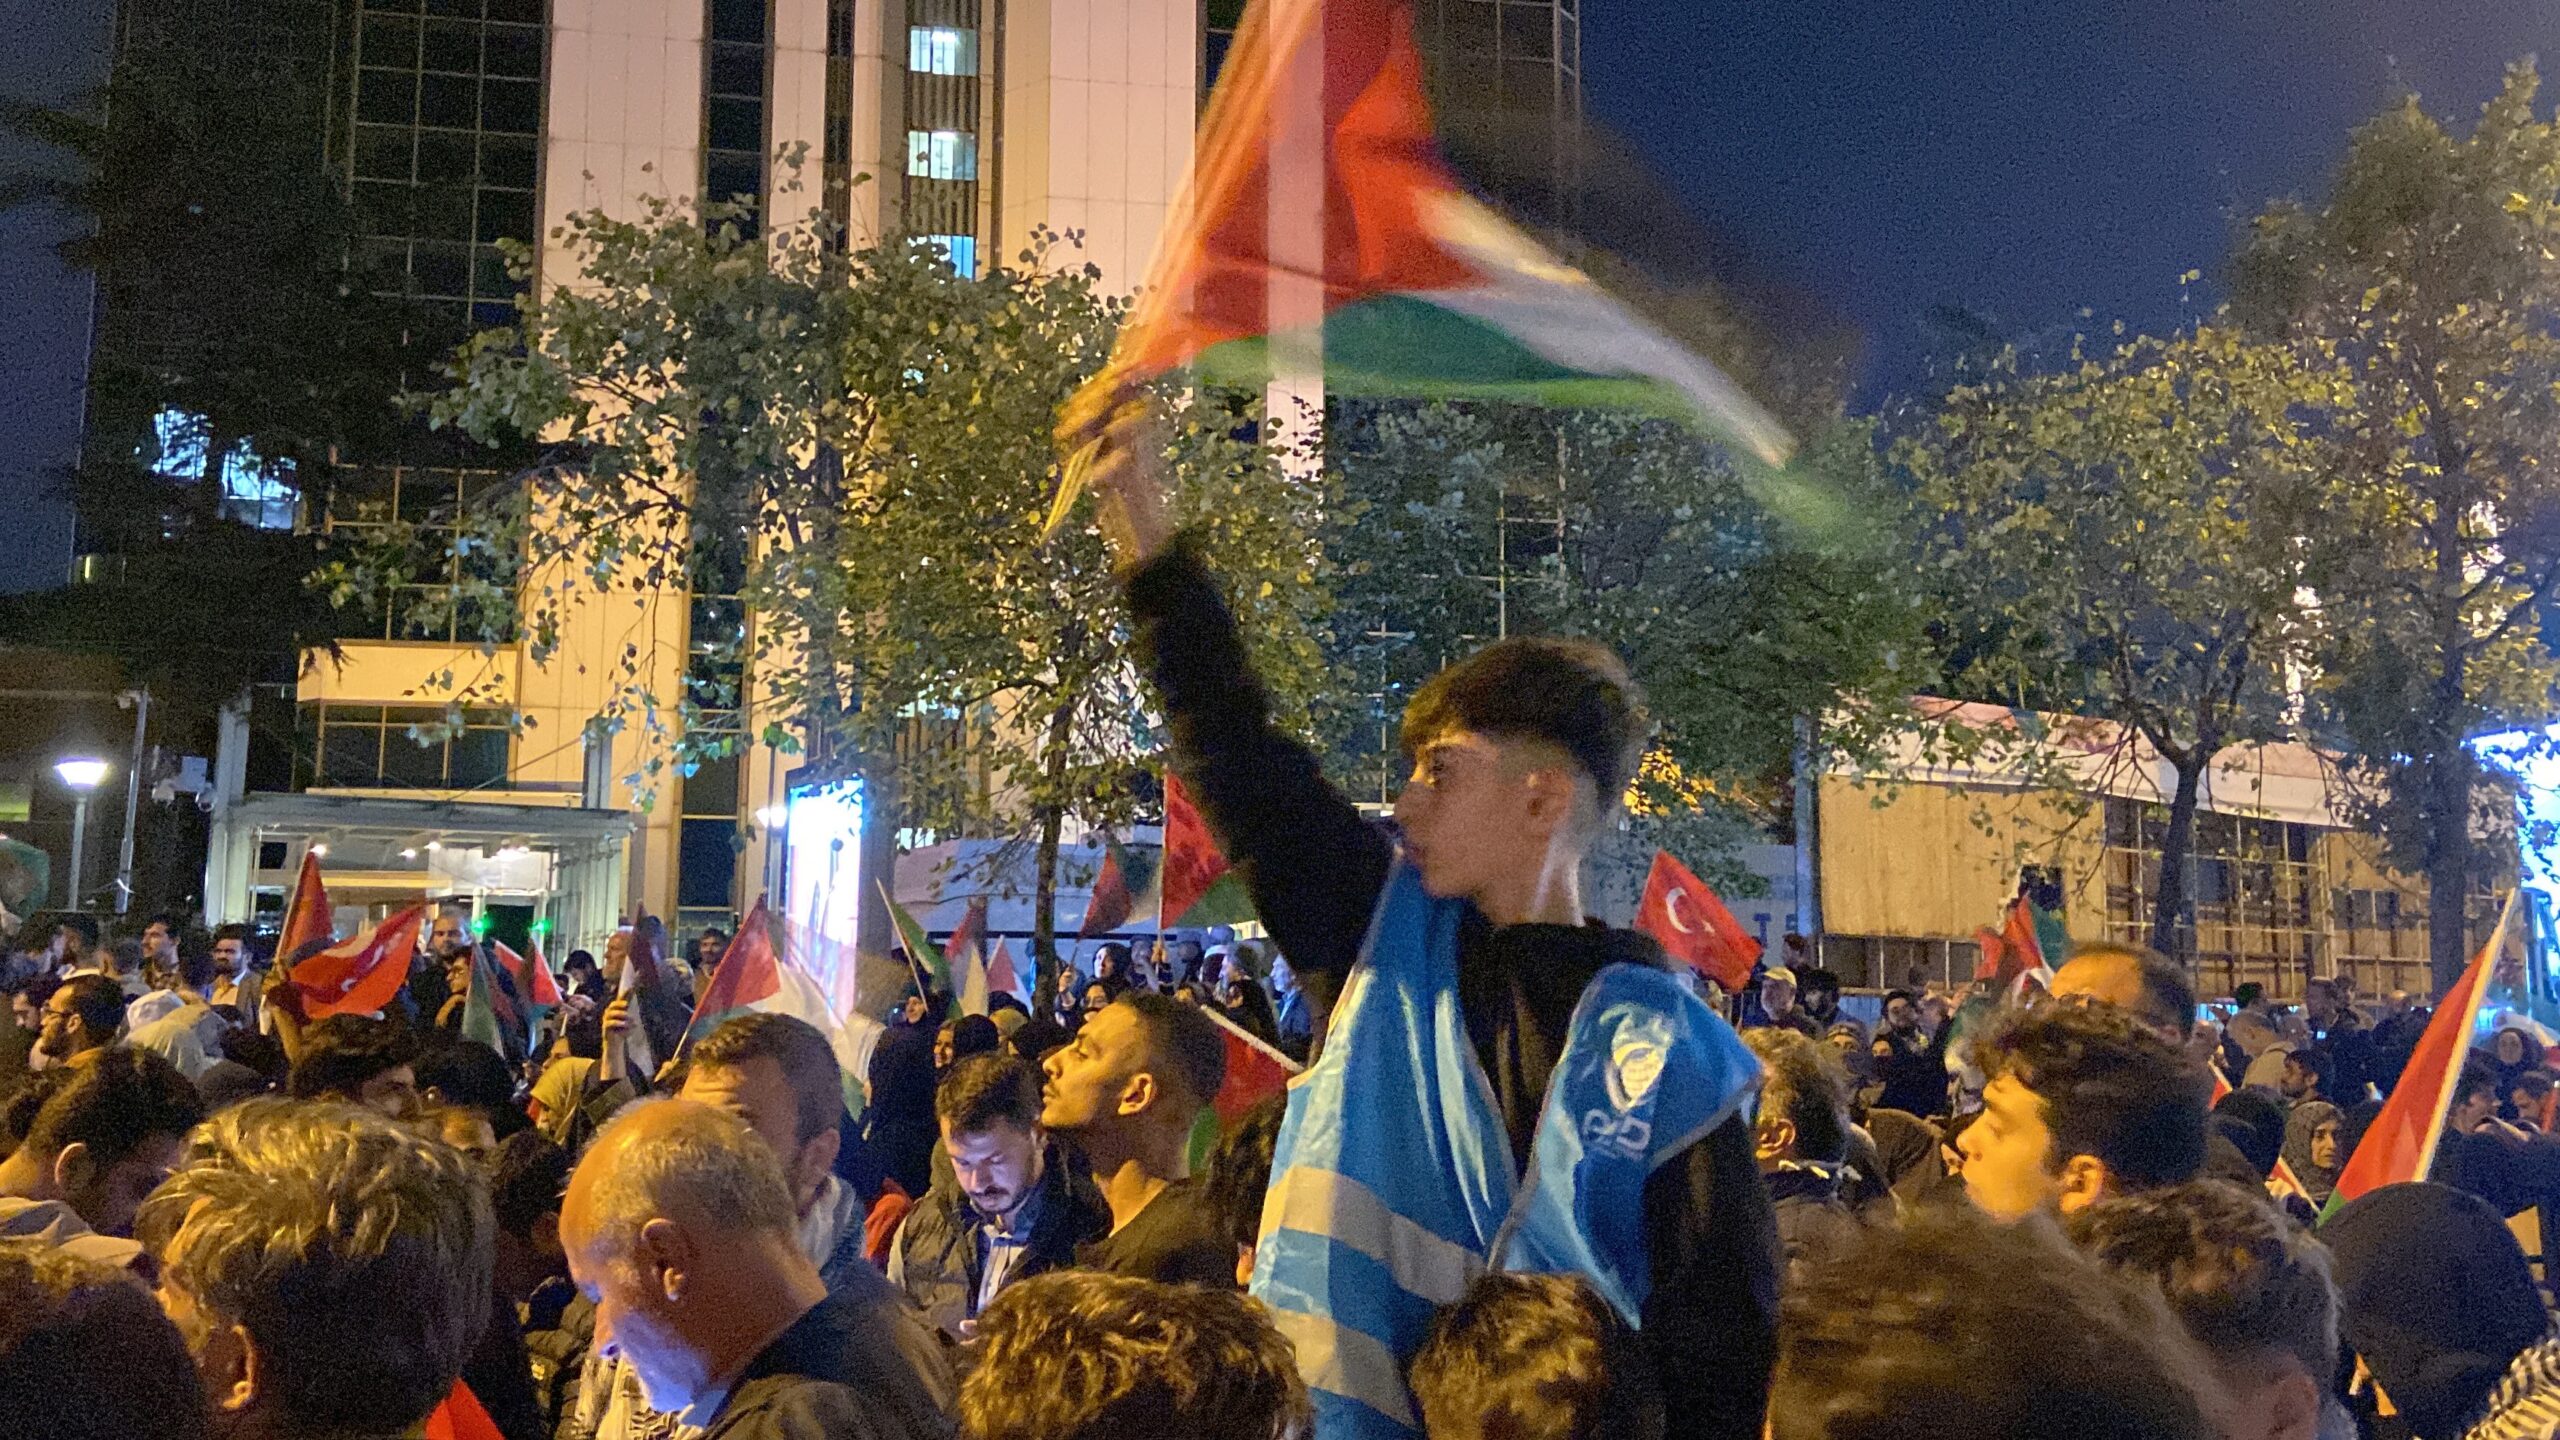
1400;636;1647;809
1981;1005;2208;1192
415;1040;529;1140
691;1012;845;1145
2456;1058;2500;1106
959;1270;1311;1440
57;975;124;1044
1411;1271;1663;1440
1112;992;1226;1111
22;1047;204;1172
174;946;217;991
2068;1180;2339;1382
2062;943;2198;1037
2233;983;2265;1010
54;915;98;947
1743;1028;1850;1165
487;1129;572;1238
211;923;250;945
2513;1070;2556;1101
1797;967;1842;999
1883;987;1917;1010
0;1238;209;1440
287;1015;421;1102
936;1055;1043;1135
1773;1206;2217;1440
2284;1044;2336;1098
1203;1095;1286;1253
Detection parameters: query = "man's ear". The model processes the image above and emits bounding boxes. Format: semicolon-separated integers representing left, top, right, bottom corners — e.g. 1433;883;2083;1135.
2261;1363;2323;1440
636;1217;697;1301
1753;1115;1796;1164
2054;1153;2113;1215
206;1321;260;1415
1117;1070;1160;1120
532;1211;563;1262
50;1141;94;1199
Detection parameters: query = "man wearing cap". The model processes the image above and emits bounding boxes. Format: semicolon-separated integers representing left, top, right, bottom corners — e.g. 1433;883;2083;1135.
1750;966;1821;1040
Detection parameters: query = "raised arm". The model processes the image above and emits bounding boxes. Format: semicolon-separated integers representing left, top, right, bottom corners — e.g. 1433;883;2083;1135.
1066;388;1392;982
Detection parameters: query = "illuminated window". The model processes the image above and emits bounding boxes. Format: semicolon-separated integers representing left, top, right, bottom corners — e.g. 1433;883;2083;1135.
142;406;299;530
905;129;978;181
925;233;977;276
908;26;977;76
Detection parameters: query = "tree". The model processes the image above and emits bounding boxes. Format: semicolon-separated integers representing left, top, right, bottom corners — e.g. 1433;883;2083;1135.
1317;399;1928;890
1896;326;2346;955
2233;62;2560;990
405;192;1330;978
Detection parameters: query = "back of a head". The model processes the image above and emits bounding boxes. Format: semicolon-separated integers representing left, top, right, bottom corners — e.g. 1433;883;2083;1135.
2066;1180;2337;1380
1115;992;1227;1115
1743;1027;1851;1165
136;1097;492;1437
2057;943;2197;1038
1400;635;1647;814
2323;1182;2548;1440
692;1011;846;1146
580;1098;799;1255
2210;1089;2288;1177
0;1238;208;1440
489;1129;573;1238
24;1045;204;1172
1984;1003;2208;1191
1774;1206;2218;1440
1411;1271;1664;1440
415;1039;523;1118
1204;1095;1288;1254
286;1014;419;1101
937;1053;1043;1135
960;1269;1311;1440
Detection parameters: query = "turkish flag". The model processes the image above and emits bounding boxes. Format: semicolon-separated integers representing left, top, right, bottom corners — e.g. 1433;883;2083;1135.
1631;851;1761;992
286;905;427;1020
277;849;334;963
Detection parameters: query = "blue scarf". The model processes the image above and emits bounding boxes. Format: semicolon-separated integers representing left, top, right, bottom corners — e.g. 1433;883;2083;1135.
1250;862;1762;1438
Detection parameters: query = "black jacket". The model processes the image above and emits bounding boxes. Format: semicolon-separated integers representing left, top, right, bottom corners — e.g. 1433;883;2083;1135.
699;1292;953;1440
1128;543;1783;1440
886;1144;1109;1338
1763;1165;1861;1287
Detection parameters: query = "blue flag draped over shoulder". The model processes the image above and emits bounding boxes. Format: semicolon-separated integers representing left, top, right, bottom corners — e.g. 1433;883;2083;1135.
1251;862;1762;1439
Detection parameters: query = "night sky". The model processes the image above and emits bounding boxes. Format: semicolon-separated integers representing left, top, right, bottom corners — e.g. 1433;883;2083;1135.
5;1;2560;588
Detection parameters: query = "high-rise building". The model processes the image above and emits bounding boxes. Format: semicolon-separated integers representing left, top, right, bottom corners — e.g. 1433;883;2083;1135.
189;0;1207;949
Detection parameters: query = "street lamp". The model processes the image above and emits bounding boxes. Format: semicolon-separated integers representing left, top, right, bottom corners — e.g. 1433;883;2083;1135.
53;758;108;914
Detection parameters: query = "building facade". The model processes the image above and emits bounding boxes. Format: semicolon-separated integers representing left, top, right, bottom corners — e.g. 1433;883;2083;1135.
200;0;1204;949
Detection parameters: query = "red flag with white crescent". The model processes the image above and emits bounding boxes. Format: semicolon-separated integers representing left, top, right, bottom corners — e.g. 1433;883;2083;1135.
1632;850;1762;992
285;905;428;1021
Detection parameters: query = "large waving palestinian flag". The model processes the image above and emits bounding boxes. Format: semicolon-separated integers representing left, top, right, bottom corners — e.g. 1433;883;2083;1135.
1051;0;1790;530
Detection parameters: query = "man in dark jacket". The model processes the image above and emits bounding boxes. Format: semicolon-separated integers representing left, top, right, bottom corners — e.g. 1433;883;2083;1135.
887;1054;1107;1339
1742;1028;1862;1285
1069;392;1781;1440
559;1099;949;1440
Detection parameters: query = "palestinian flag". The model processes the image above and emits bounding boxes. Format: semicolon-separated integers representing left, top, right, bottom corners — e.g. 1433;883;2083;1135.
2322;894;2520;1220
1078;834;1157;939
494;938;565;1009
1047;0;1791;534
284;905;427;1021
986;938;1023;1001
460;942;531;1065
1158;772;1256;928
880;881;954;1004
1976;894;2066;991
952;899;993;1017
681;899;878;1116
1187;1002;1306;1171
277;849;334;963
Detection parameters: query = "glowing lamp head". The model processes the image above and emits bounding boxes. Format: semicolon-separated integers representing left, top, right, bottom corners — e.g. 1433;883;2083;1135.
53;758;108;792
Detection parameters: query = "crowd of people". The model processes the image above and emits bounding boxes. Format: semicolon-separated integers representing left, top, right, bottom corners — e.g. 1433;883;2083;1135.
5;386;2560;1440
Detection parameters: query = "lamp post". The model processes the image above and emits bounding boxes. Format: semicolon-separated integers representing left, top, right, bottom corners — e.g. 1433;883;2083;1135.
54;758;108;913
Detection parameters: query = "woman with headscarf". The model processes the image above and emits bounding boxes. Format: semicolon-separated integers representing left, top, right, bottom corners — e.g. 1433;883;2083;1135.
2282;1098;2344;1209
